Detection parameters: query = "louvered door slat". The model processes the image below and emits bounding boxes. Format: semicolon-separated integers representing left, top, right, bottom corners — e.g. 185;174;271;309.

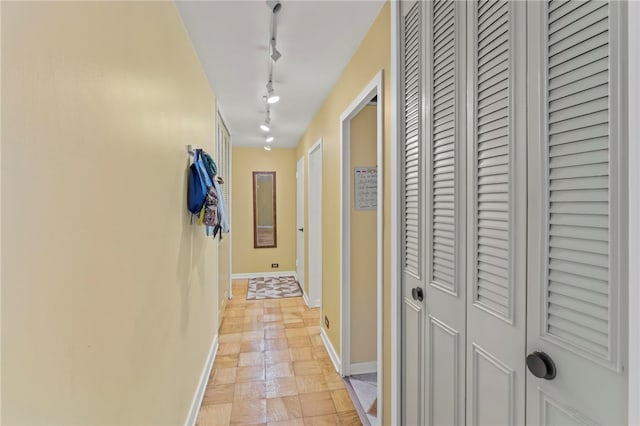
403;3;422;277
430;0;457;294
473;0;512;319
545;1;613;363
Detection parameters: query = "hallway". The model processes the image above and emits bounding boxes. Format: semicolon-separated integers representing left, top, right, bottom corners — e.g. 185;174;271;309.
196;280;362;425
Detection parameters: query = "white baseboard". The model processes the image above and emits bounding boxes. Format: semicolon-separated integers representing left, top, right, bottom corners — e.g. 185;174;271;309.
231;271;297;279
302;290;311;307
310;298;321;308
185;334;219;426
320;327;341;375
349;361;378;375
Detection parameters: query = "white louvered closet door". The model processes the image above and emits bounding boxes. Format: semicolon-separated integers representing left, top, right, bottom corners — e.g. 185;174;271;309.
422;1;467;425
526;1;627;424
465;1;528;424
400;1;425;424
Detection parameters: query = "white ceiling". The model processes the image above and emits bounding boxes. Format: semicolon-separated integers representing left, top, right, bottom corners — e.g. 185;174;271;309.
175;0;384;148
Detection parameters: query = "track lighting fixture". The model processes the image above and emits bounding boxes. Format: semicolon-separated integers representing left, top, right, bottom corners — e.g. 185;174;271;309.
259;1;282;147
266;0;282;15
266;80;280;104
270;38;282;62
260;109;271;132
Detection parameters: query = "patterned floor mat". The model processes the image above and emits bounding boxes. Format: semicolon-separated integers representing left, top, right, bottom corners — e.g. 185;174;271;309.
246;276;302;300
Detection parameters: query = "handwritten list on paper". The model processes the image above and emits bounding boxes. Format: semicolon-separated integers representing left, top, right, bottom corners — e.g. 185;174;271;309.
354;167;377;210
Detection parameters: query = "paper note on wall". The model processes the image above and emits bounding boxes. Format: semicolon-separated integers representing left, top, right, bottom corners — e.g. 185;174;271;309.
354;167;377;210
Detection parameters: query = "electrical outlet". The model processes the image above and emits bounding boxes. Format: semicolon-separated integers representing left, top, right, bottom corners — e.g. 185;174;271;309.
324;316;330;328
271;263;279;268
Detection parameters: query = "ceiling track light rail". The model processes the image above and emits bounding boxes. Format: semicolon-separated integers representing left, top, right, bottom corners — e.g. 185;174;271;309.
260;0;283;151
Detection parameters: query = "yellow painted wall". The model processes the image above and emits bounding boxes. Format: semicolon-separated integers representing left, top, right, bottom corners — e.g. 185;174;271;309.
294;3;392;422
231;147;296;274
1;2;220;423
350;105;378;364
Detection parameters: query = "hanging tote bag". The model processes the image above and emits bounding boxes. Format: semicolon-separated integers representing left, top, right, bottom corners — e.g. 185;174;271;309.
187;149;212;214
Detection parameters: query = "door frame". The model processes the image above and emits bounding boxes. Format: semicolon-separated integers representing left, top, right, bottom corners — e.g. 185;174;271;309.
629;2;640;423
308;139;323;308
296;155;306;305
339;70;384;422
390;1;402;424
216;104;233;302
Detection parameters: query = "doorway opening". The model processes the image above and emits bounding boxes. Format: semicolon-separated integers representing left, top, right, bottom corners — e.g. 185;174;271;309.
340;71;383;425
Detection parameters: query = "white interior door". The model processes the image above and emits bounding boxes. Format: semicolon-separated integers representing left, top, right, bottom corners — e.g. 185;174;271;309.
296;156;305;296
400;2;425;424
465;2;528;424
422;1;467;424
308;142;322;308
526;1;628;424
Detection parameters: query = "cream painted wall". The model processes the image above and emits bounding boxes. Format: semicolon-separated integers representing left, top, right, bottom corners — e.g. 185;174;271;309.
231;147;297;274
349;106;378;365
294;3;391;423
1;2;220;423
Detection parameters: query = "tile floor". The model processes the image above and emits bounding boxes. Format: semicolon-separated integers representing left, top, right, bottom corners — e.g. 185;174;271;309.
346;373;377;426
195;279;363;426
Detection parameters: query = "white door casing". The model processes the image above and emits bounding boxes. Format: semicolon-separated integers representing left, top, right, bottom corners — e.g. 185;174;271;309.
400;2;425;424
296;156;305;302
308;140;322;309
526;1;628;424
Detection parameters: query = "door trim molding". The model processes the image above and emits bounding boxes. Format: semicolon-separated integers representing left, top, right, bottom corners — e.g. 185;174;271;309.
339;70;384;422
296;155;306;306
390;1;402;424
628;2;639;424
307;139;323;312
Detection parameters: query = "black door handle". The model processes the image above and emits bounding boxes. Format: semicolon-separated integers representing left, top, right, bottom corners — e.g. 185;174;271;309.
526;351;556;380
298;227;304;232
411;287;424;302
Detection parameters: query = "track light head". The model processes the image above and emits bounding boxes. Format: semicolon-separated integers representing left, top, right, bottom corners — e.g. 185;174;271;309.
267;94;280;104
264;145;272;151
266;0;281;14
260;123;270;132
266;136;274;143
270;47;282;62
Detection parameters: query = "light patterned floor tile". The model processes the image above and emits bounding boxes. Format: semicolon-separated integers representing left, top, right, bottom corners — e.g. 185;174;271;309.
234;380;266;401
229;398;267;424
266;377;298;398
196;280;362;426
266;396;302;422
196;403;232;426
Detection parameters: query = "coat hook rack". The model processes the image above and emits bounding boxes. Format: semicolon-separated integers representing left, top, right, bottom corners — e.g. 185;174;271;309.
187;144;196;157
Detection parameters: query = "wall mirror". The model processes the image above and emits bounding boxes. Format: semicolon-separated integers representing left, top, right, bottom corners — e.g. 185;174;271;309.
253;171;277;248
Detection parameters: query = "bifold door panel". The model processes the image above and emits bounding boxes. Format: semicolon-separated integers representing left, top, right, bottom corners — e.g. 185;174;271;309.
424;0;467;425
466;2;528;424
400;0;628;424
401;2;425;424
526;1;627;424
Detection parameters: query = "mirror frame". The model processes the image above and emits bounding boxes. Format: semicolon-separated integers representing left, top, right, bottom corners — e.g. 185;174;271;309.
252;171;277;249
